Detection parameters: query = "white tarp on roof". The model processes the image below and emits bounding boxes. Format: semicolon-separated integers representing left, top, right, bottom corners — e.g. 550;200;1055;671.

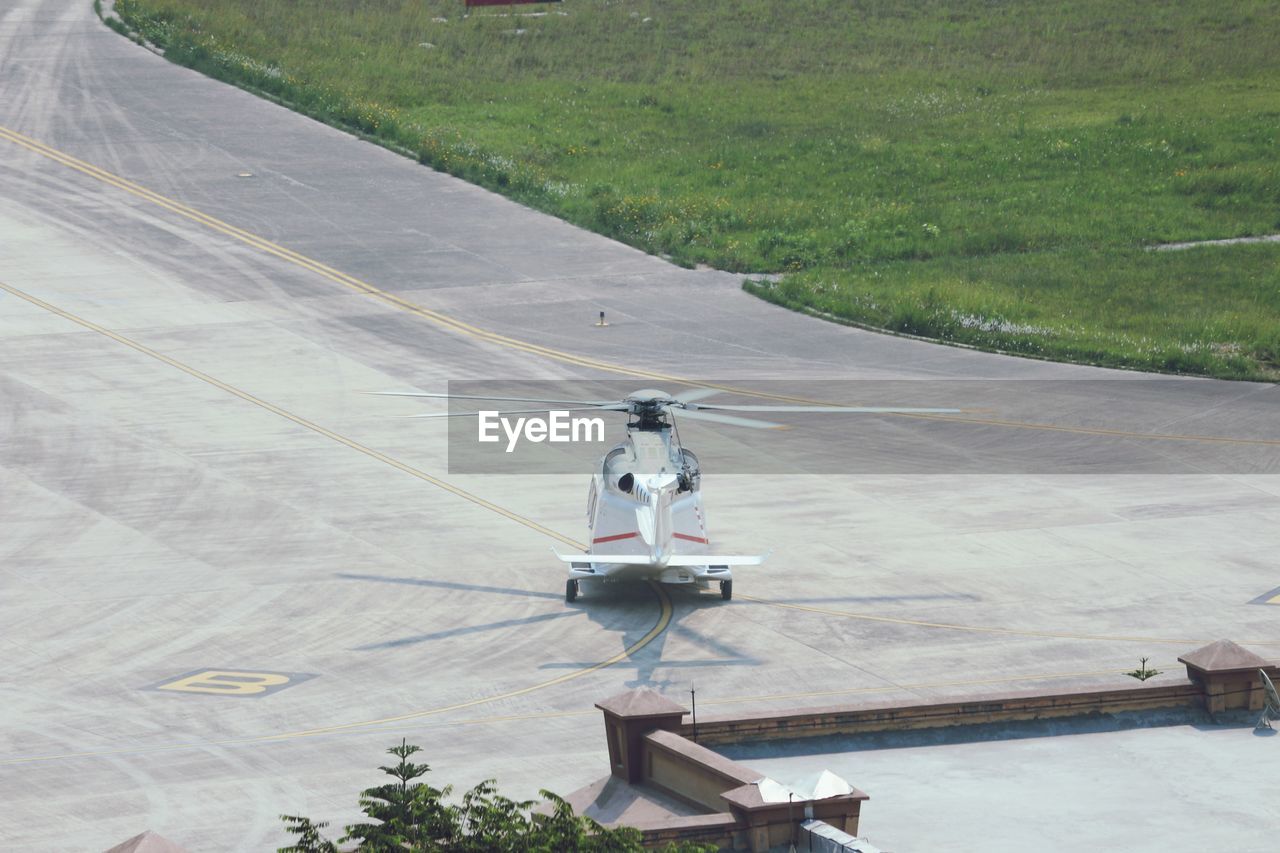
791;768;856;799
754;776;794;804
752;769;855;803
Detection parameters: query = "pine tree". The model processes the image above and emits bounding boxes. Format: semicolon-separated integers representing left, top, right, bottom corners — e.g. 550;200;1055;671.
278;740;715;852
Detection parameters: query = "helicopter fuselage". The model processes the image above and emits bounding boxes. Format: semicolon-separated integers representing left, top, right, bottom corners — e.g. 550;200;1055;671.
580;425;718;582
553;402;768;602
558;417;752;596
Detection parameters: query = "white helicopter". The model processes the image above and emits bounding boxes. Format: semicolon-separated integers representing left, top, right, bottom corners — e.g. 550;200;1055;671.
378;388;958;602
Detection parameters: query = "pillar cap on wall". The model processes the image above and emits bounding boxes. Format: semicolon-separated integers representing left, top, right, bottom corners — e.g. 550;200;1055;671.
1178;639;1272;675
596;687;688;719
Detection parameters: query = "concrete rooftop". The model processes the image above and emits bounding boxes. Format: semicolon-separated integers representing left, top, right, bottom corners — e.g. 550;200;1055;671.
725;722;1280;852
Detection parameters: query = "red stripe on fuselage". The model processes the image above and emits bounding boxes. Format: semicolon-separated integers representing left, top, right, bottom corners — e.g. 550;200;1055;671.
672;533;709;544
593;531;639;543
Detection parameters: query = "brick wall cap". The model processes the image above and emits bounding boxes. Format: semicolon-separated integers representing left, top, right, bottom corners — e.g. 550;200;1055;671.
694;679;1199;725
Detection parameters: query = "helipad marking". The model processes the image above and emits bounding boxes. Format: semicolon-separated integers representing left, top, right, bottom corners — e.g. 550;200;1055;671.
2;123;1278;449
151;669;314;697
1250;587;1280;605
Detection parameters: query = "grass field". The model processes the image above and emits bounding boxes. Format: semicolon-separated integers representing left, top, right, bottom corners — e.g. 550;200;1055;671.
108;0;1280;378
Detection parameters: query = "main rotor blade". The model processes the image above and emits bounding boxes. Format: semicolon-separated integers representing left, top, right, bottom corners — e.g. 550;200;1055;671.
370;391;621;407
672;407;785;430
410;405;627;419
672;388;722;405
690;404;962;414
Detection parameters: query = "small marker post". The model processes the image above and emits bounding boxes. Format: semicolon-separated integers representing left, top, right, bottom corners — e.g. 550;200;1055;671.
690;681;698;743
596;310;608;327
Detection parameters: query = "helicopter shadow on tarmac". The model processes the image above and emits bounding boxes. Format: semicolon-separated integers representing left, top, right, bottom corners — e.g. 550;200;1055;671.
335;572;757;688
543;580;760;690
336;572;581;651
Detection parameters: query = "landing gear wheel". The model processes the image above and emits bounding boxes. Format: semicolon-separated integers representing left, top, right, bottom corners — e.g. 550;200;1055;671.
565;578;579;603
720;579;732;601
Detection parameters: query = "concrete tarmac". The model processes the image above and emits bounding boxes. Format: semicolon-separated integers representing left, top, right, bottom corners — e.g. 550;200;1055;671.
1;1;1277;849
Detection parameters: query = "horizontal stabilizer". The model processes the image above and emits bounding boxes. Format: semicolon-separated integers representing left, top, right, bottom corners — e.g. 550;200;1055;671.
667;553;768;566
552;549;768;567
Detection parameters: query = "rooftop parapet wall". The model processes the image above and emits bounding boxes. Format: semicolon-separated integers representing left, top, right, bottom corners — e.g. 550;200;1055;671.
643;729;760;812
637;727;866;851
681;681;1206;746
678;641;1277;748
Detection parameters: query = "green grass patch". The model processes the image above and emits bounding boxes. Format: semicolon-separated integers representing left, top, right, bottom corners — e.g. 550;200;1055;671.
748;244;1280;377
109;0;1280;378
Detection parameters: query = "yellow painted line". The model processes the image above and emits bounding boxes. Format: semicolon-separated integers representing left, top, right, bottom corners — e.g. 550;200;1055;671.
0;277;675;761
0;278;581;550
740;594;1280;647
0;124;668;381
2;123;1278;449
